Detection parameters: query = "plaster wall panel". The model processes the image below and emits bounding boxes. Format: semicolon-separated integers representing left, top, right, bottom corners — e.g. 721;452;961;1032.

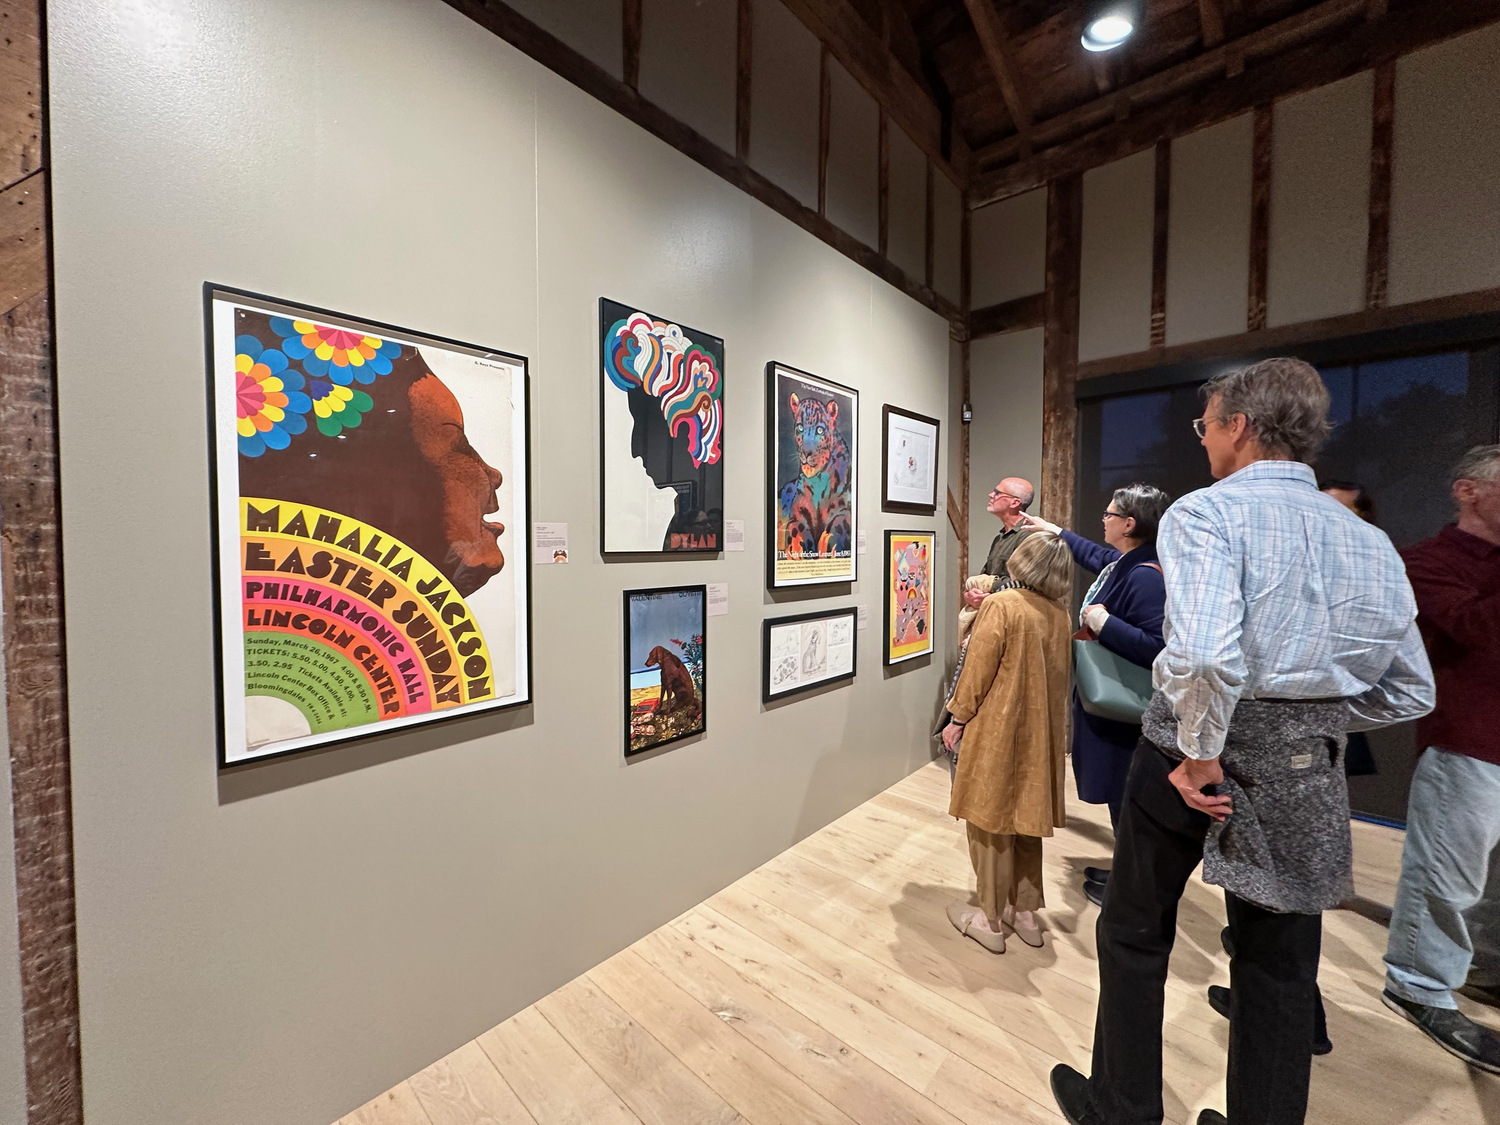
1267;73;1372;327
506;0;623;78
640;0;738;153
888;123;927;282
45;1;953;1122
1079;151;1154;361
748;0;820;208
967;329;1043;572
1390;23;1500;306
1166;114;1253;345
933;171;962;305
824;55;880;250
971;188;1046;309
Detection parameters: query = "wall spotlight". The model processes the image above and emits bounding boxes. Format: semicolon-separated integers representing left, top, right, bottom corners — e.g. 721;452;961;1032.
1082;1;1138;52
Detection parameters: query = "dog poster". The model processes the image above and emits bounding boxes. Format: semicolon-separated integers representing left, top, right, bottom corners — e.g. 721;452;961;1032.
885;530;935;665
206;286;531;766
623;585;707;755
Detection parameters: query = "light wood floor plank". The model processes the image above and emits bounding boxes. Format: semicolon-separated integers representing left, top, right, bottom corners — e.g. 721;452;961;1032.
408;1041;535;1125
477;1006;642;1125
341;1082;434;1125
535;975;744;1125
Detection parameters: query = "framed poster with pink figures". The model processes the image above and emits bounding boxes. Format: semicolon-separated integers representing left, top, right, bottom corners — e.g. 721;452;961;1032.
884;530;935;666
205;285;532;766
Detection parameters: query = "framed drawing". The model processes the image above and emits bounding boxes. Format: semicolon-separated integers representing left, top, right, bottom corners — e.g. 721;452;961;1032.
766;362;858;588
624;585;707;756
205;285;532;766
763;607;858;703
885;530;935;666
881;405;940;514
600;299;724;554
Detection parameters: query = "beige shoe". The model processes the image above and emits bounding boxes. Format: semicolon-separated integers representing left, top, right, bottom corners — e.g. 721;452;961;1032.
947;902;1006;953
1004;905;1044;948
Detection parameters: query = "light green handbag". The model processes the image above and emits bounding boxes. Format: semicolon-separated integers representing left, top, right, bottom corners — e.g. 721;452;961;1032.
1073;639;1153;724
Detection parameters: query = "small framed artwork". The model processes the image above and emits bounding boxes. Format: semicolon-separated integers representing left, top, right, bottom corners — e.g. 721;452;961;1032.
766;362;859;588
881;405;940;514
600;299;724;554
762;607;858;703
624;585;707;756
205;284;532;767
884;530;936;666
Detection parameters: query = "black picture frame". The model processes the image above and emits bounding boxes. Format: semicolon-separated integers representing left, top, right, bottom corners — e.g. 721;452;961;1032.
762;606;859;703
623;584;708;756
883;529;936;666
599;298;725;556
204;283;534;769
765;361;860;589
881;404;941;515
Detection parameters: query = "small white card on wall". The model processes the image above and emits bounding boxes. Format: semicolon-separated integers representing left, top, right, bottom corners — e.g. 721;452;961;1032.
707;582;729;617
857;605;869;630
857;529;868;555
533;522;569;564
725;519;745;551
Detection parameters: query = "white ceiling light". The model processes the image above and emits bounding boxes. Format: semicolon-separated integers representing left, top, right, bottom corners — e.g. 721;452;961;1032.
1082;2;1138;52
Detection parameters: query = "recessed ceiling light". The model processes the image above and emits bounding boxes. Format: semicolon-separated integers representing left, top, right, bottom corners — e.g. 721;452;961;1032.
1083;14;1134;51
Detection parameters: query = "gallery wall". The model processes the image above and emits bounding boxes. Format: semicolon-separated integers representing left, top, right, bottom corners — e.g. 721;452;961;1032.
45;1;954;1122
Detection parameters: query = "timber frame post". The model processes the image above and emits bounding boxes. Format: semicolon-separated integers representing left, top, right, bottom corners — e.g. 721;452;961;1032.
1041;176;1082;529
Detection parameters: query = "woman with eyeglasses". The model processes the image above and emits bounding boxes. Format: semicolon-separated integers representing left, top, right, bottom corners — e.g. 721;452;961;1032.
1021;482;1171;906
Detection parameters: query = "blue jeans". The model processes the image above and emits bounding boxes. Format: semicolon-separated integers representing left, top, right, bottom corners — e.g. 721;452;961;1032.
1385;746;1500;1008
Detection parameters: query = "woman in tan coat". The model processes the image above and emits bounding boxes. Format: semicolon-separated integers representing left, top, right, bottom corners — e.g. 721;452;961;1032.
940;531;1072;953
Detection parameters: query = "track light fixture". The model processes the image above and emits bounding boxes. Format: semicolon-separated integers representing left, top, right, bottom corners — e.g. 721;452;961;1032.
1081;0;1140;52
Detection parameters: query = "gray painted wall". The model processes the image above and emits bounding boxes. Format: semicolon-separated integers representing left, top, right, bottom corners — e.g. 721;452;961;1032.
45;1;953;1122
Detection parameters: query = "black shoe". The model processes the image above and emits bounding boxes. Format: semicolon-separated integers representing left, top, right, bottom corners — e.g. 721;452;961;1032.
1083;866;1111;884
1208;985;1332;1054
1083;878;1106;908
1383;989;1500;1073
1460;981;1500;1009
1197;1112;1227;1125
1220;925;1235;959
1049;1064;1102;1125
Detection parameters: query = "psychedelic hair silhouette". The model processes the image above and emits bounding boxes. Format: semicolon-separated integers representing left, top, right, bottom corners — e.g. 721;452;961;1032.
605;311;723;467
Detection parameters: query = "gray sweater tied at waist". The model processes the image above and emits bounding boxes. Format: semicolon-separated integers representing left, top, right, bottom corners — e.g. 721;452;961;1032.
1141;691;1352;914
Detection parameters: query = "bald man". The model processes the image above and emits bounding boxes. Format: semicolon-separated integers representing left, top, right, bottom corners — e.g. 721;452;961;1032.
964;476;1036;609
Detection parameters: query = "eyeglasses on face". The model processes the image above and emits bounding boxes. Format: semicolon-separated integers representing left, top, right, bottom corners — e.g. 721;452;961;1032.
989;490;1021;501
1192;417;1210;439
1102;510;1126;521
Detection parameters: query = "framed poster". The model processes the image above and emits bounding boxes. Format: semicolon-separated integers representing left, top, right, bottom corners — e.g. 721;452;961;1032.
600;299;724;554
766;362;858;588
882;405;940;514
624;586;707;756
884;530;935;666
206;285;532;766
763;607;858;702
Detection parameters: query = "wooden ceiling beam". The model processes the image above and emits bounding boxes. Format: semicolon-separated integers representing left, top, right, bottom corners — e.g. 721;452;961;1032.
961;0;1034;149
779;0;970;184
1198;0;1225;48
970;0;1500;207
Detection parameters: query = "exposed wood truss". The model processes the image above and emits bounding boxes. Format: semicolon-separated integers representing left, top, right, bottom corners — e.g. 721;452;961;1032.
960;0;1033;151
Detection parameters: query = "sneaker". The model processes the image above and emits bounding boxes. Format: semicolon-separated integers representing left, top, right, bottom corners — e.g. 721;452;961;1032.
1459;981;1500;1010
1207;985;1331;1054
1083;879;1105;908
1383;989;1500;1074
1084;866;1111;884
1049;1064;1103;1125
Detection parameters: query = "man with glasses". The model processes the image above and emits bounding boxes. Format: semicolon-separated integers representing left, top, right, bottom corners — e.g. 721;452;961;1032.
963;476;1037;608
1051;357;1433;1125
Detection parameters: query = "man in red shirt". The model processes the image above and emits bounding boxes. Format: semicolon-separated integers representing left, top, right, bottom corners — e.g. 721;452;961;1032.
1384;443;1500;1073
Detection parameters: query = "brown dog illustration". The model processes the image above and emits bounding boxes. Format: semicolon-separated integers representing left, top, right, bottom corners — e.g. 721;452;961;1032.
645;645;697;715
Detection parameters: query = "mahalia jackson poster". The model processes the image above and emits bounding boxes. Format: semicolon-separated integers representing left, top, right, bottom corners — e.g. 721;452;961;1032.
208;288;530;765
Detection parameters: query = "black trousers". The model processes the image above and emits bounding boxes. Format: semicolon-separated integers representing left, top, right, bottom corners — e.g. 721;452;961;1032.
1090;741;1323;1124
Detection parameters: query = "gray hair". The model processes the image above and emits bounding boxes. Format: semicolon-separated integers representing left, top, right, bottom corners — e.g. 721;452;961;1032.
1111;482;1172;543
1452;444;1500;487
1007;531;1072;602
1201;357;1332;463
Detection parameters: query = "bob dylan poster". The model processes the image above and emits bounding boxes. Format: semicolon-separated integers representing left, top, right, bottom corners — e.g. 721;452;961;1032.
885;530;935;665
600;299;724;553
208;287;530;765
768;363;858;587
625;586;707;755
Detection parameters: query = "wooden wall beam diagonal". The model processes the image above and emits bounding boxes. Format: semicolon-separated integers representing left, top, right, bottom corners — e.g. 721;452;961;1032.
441;0;961;325
960;0;1033;148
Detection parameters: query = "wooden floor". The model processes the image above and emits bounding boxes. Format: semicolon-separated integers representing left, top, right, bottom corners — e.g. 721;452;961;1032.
339;761;1500;1125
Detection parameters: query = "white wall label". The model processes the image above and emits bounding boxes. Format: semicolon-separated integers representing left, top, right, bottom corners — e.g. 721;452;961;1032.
533;522;569;564
724;519;745;551
707;582;729;617
857;605;869;630
857;529;868;555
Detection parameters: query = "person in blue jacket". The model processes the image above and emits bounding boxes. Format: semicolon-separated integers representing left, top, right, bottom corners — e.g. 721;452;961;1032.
1022;482;1170;906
